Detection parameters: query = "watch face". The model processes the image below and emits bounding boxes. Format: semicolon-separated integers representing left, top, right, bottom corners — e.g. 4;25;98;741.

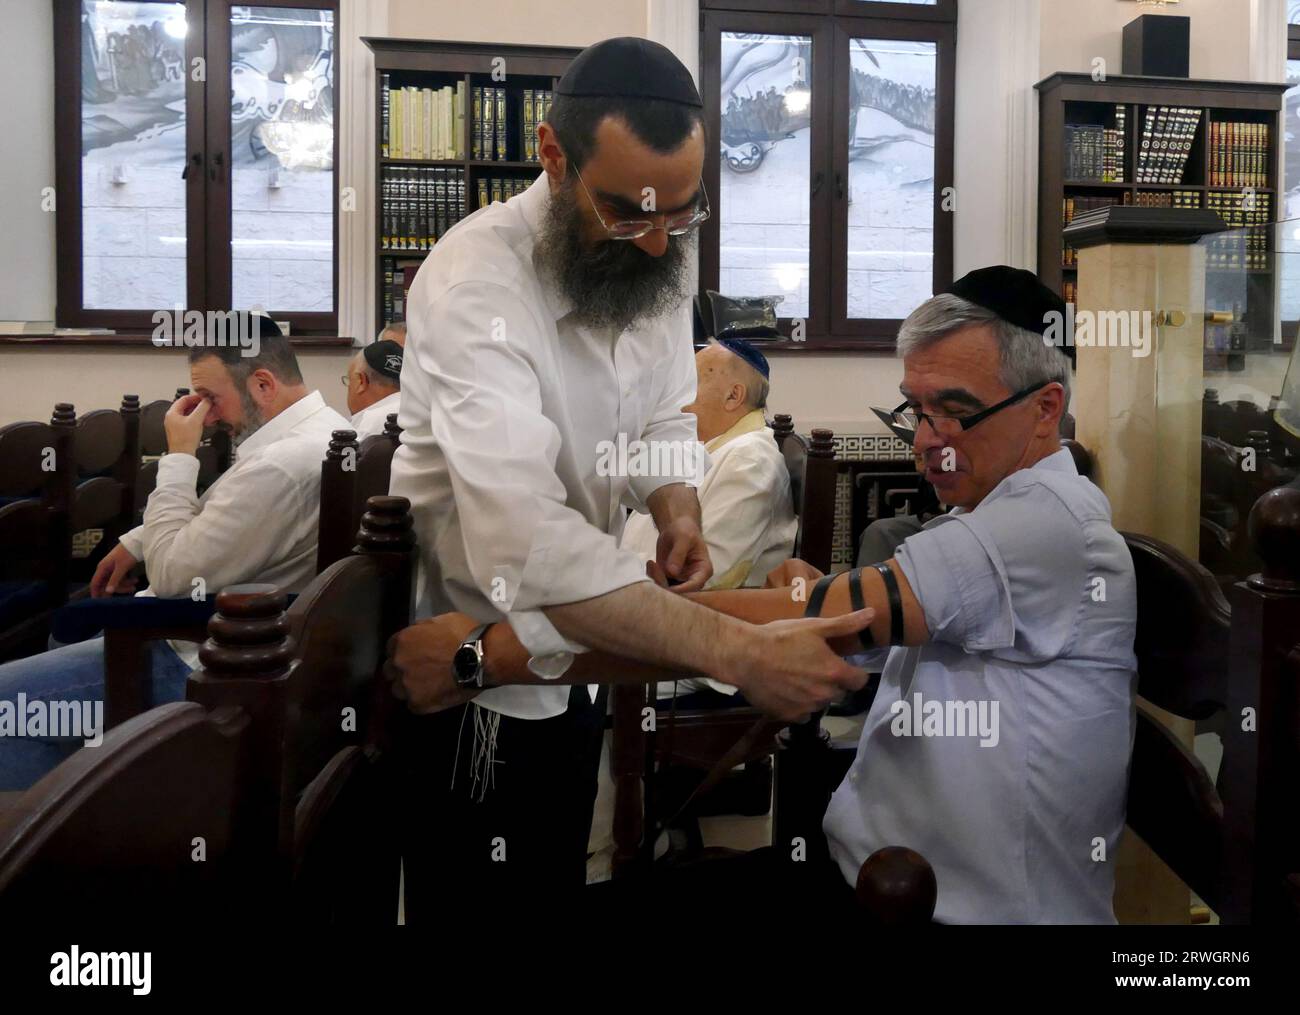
453;643;480;684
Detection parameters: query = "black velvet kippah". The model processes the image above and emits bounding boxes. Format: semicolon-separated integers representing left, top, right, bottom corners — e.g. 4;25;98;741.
556;37;703;108
363;339;404;382
946;265;1073;366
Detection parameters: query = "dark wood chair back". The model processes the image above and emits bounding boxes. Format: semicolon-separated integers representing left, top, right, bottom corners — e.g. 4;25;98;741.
772;417;837;573
1121;532;1231;913
188;494;414;921
316;415;402;573
71;396;141;572
0;702;251;920
0;405;76;660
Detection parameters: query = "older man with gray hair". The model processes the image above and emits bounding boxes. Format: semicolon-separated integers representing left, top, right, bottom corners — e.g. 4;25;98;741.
344;328;405;437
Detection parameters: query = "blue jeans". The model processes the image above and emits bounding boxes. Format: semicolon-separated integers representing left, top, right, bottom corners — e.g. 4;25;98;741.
0;637;192;791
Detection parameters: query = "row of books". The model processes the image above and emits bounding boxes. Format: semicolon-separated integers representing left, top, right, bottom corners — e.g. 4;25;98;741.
1205;190;1272;271
1208;122;1271;188
381;257;421;327
1062;279;1077;305
1064;119;1126;182
1061;195;1121;267
1129;190;1201;208
380;167;467;252
476;175;534;208
1136;106;1201;184
381;76;466;161
472;87;553;162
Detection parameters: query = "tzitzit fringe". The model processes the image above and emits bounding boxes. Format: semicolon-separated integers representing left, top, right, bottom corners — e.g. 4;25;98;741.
450;700;502;803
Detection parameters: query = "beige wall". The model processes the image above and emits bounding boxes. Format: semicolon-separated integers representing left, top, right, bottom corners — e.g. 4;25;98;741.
1040;0;1254;81
0;347;354;425
387;0;645;45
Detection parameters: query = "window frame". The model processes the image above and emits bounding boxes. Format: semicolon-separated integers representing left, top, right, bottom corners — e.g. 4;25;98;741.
52;0;340;335
700;0;956;351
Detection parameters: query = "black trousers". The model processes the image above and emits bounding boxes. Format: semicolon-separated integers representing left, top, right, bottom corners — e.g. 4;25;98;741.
396;684;607;922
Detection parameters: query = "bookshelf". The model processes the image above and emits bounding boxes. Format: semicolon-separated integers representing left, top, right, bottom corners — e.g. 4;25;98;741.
362;39;580;332
1036;73;1286;358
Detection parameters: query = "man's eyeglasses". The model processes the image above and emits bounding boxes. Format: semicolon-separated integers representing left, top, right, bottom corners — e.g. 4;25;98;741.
340;373;350;387
572;165;710;240
876;382;1051;440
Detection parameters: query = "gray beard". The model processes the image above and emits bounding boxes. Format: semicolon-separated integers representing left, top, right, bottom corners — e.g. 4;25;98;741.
535;178;693;334
230;390;266;447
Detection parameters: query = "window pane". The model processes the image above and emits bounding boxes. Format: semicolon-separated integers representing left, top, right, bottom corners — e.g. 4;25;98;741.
846;38;936;321
719;32;812;321
1283;62;1300;323
1290;0;1300;24
80;1;188;311
230;5;335;314
1287;60;1300;221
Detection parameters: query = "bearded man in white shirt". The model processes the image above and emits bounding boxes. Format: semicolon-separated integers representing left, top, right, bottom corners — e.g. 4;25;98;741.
0;316;348;789
387;37;869;913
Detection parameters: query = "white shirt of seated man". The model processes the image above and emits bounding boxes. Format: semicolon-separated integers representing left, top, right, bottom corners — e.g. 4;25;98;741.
91;340;349;669
620;340;797;699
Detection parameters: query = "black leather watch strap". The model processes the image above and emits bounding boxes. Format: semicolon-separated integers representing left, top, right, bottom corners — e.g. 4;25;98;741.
453;622;492;688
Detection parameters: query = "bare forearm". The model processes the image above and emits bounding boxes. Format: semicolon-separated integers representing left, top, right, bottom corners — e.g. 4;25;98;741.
646;481;701;530
541;581;752;683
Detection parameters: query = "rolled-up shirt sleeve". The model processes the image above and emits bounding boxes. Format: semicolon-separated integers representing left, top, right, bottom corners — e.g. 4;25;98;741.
409;281;652;660
625;302;702;510
894;481;1088;661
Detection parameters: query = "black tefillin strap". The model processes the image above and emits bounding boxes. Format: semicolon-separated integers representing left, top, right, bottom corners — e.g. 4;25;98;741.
804;567;903;647
872;562;905;646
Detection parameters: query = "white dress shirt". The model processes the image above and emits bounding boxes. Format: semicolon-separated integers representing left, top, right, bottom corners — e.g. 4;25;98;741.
117;390;349;668
823;449;1138;924
349;390;401;438
389;174;700;721
622;409;797;696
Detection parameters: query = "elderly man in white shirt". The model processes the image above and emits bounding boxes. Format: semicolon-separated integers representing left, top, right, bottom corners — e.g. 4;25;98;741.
621;335;796;703
344;330;404;438
0;317;348;789
385;38;869;914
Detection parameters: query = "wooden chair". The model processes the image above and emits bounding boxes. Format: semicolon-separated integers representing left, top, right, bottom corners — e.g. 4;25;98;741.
316;414;402;573
0;404;75;662
0;496;415;923
70;395;141;580
609;419;839;877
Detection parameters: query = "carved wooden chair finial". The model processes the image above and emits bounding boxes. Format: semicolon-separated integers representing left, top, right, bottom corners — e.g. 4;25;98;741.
198;584;293;679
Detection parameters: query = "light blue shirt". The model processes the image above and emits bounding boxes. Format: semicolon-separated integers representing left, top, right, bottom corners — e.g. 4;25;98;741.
824;448;1138;924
